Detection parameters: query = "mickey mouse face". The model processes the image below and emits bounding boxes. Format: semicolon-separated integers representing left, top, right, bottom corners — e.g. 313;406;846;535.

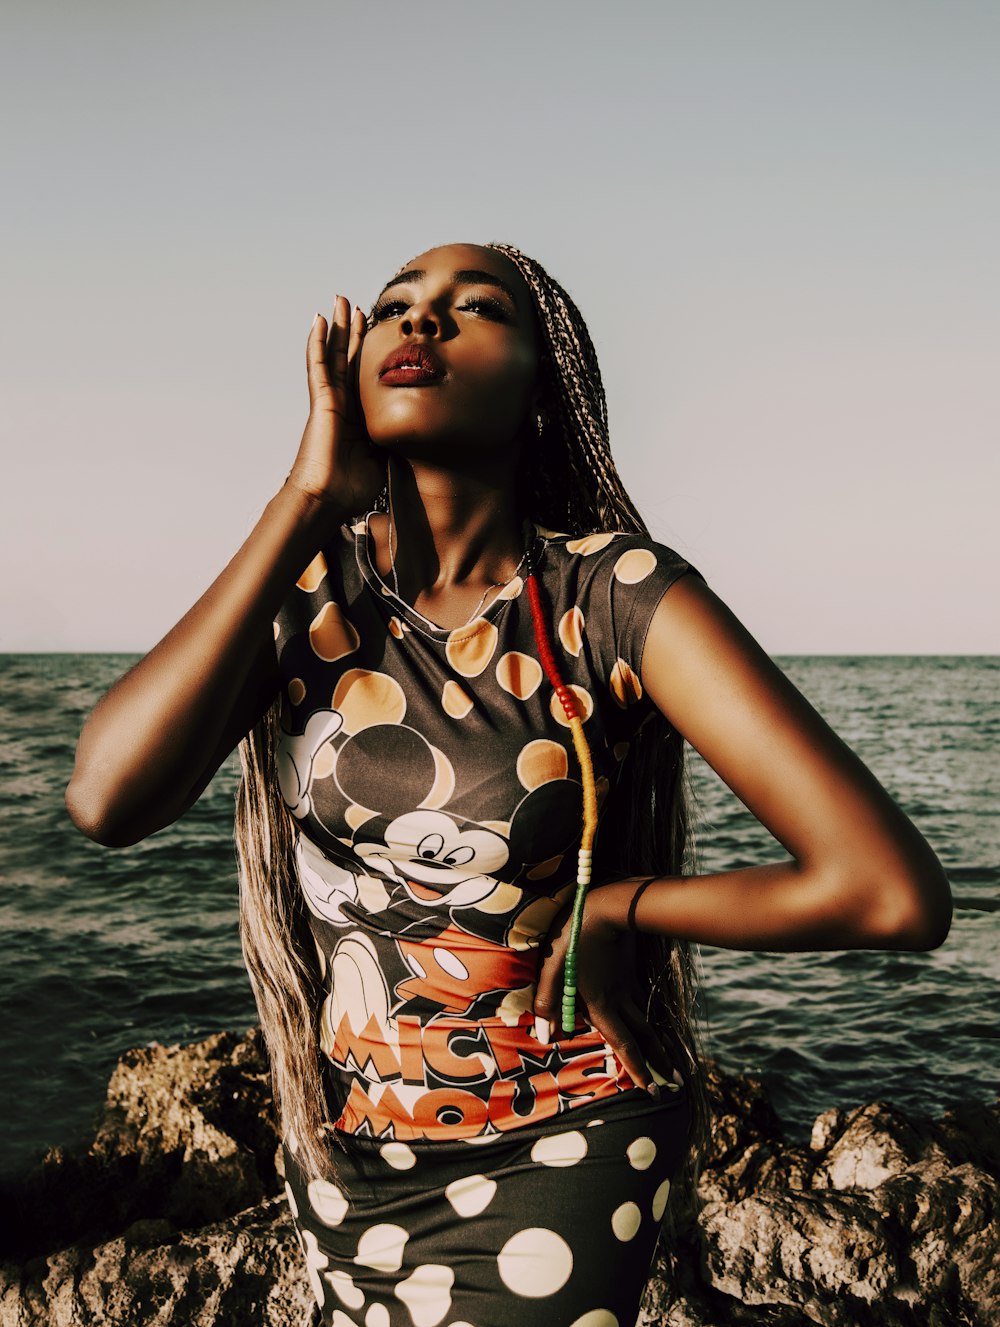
329;723;586;911
356;810;509;909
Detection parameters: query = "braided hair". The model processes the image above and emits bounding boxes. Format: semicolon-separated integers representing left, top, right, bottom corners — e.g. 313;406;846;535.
235;243;709;1206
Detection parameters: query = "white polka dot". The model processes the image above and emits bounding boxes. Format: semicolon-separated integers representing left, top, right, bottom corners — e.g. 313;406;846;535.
570;1312;618;1327
355;1223;409;1273
433;948;469;980
585;1119;605;1128
380;1141;417;1170
652;1177;672;1222
332;1312;358;1327
395;1264;454;1327
406;954;428;979
300;1229;329;1310
497;1228;573;1297
284;1180;298;1220
611;1201;641;1242
529;1130;588;1167
626;1136;656;1171
308;1177;349;1226
326;1268;365;1310
366;1306;390;1327
446;1323;475;1327
445;1173;497;1217
285;1125;299;1155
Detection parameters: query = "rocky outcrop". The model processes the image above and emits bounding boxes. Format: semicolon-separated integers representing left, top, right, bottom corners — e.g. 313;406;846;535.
1;1029;996;1326
640;1087;1000;1327
0;1030;313;1327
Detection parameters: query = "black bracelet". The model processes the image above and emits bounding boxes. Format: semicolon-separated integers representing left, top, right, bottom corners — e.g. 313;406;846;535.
626;876;659;933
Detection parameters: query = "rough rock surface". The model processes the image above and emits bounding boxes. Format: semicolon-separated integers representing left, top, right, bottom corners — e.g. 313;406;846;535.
640;1082;1000;1327
1;1028;996;1326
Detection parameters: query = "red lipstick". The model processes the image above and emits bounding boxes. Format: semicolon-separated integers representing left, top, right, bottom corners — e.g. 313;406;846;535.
378;344;445;386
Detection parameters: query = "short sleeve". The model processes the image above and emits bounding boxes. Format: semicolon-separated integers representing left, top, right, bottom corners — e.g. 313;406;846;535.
564;535;705;711
613;540;705;674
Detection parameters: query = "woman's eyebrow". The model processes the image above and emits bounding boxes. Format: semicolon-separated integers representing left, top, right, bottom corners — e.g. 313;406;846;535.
376;268;520;309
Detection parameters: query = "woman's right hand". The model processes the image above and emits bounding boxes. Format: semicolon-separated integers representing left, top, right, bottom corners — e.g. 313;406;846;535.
285;295;385;515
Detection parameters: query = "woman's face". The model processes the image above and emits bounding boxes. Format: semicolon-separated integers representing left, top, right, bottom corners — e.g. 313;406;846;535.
358;243;540;464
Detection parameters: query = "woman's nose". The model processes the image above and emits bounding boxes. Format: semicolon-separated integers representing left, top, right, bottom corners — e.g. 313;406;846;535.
400;301;440;337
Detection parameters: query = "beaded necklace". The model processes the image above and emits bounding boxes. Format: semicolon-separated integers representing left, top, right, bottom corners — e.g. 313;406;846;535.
525;568;599;1035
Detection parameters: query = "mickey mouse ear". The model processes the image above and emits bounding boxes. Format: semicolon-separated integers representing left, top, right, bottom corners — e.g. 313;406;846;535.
334;724;439;820
506;779;582;866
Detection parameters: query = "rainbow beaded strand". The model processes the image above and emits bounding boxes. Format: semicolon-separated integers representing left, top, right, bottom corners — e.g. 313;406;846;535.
526;572;600;1035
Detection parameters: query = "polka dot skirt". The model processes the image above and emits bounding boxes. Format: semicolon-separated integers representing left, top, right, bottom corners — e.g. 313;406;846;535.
282;1087;691;1327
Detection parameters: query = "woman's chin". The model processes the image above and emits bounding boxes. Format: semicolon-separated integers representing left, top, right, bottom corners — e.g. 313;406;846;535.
369;429;517;470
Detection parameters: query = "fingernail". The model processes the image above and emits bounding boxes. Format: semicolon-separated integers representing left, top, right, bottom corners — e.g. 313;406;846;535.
534;1016;550;1046
647;1083;661;1101
312;312;321;328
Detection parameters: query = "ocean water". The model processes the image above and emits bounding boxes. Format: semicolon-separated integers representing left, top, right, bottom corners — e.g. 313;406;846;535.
0;654;996;1181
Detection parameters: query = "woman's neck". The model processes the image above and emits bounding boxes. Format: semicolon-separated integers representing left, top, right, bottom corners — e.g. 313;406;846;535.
372;457;529;628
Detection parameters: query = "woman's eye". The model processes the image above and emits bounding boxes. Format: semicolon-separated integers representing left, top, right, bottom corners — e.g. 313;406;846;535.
370;299;409;324
460;296;508;321
369;294;510;325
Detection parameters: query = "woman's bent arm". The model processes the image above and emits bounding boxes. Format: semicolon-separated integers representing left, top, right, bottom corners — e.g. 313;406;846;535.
535;574;951;1058
533;574;952;1073
612;576;952;952
65;485;347;846
66;299;379;848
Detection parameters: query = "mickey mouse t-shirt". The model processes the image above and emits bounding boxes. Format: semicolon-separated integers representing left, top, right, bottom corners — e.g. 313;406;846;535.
272;517;702;1144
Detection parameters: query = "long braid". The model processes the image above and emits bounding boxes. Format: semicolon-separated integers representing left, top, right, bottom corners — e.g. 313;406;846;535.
486;243;644;532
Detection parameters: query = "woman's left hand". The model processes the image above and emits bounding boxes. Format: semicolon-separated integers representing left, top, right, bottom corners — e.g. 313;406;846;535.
532;881;672;1096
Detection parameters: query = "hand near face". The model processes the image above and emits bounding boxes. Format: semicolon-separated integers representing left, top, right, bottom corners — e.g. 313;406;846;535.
286;295;385;515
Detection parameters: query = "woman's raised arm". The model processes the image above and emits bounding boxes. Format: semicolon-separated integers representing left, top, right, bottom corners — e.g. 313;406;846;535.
66;298;382;847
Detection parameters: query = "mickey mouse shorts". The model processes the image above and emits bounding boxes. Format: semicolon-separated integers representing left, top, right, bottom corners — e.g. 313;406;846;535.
281;1084;691;1327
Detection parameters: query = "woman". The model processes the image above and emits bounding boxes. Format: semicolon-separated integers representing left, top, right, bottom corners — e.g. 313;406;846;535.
67;241;952;1327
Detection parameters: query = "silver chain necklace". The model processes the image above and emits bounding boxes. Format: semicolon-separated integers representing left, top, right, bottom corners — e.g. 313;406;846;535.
386;465;531;631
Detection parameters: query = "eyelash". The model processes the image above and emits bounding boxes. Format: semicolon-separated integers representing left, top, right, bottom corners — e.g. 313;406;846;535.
368;295;509;325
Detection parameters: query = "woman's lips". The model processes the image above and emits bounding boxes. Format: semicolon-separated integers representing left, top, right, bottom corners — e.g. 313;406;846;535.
379;364;443;386
378;344;445;385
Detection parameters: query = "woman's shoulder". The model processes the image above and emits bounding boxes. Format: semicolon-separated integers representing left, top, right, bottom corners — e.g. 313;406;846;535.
536;527;702;585
534;527;705;677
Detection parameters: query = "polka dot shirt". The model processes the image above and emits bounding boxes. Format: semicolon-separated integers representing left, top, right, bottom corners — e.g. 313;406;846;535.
272;519;701;1143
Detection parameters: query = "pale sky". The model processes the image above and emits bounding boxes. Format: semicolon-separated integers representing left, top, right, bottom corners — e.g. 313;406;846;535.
2;1;997;653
